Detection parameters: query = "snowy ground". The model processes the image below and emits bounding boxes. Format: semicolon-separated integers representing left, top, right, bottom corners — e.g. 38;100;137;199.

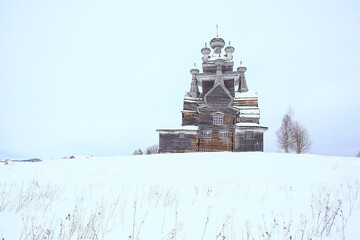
0;152;359;240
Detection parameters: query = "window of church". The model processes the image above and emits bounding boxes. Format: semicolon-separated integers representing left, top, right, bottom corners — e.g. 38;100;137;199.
219;132;228;139
245;132;254;139
202;131;212;138
213;116;224;125
179;132;184;138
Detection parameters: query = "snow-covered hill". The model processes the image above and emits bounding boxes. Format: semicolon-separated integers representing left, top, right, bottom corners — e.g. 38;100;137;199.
0;152;359;239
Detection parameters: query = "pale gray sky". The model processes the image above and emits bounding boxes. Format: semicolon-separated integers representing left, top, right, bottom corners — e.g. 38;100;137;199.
1;0;359;159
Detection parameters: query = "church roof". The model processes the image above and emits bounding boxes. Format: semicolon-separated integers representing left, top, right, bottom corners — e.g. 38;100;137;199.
235;122;268;131
156;125;198;134
235;90;258;99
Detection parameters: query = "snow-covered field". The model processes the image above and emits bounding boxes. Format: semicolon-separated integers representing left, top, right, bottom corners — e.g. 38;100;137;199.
0;152;359;239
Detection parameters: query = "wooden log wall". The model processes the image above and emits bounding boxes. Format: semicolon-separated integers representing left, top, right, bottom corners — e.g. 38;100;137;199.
182;112;199;126
158;133;198;153
233;99;258;107
234;131;264;152
197;131;234;152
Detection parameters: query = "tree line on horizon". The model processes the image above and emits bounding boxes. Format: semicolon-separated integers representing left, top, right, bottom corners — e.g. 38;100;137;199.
133;144;159;155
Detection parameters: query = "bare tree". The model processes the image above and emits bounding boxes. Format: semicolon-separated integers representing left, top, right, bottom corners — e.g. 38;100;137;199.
146;144;159;154
291;121;312;154
133;148;143;155
276;107;295;153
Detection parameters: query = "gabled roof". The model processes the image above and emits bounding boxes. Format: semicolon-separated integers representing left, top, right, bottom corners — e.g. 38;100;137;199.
204;82;233;105
201;82;238;114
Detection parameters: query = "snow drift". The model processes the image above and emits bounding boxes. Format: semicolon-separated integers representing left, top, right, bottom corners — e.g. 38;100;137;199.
0;152;359;239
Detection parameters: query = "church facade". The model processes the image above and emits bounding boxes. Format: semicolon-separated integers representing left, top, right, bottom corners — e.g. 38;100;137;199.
157;34;268;153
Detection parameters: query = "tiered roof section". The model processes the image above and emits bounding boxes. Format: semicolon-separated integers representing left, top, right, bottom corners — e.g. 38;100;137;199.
180;34;266;131
160;31;268;133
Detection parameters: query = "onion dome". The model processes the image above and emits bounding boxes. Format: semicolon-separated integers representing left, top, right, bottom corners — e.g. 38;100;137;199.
237;61;247;72
210;37;225;54
225;41;235;60
225;41;235;54
190;63;199;75
190;68;200;75
201;43;211;55
201;43;211;62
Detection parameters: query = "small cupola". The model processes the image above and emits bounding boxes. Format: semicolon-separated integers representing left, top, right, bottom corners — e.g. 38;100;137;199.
237;61;247;73
201;43;211;62
189;63;200;98
237;61;248;93
225;41;235;60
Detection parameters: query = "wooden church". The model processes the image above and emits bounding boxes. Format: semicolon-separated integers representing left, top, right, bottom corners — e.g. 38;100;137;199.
157;33;268;153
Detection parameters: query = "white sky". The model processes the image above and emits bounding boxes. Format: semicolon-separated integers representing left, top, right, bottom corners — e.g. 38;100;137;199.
1;0;359;159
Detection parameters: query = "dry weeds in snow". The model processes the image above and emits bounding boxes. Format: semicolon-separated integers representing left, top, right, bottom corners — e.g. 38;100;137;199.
0;180;358;239
1;153;360;239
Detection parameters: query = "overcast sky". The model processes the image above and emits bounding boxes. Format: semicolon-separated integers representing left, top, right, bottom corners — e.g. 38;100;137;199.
1;0;359;159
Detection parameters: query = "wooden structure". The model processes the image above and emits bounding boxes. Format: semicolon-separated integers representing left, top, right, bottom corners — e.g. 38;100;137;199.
157;34;268;153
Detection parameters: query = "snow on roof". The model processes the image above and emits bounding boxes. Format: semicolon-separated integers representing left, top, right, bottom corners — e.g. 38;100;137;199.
239;109;260;118
235;90;258;99
240;115;259;118
184;96;202;104
184;99;199;103
208;55;227;61
156;125;198;134
240;109;260;115
236;122;261;127
233;106;259;111
184;96;202;101
181;125;198;130
237;106;258;109
235;122;268;131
